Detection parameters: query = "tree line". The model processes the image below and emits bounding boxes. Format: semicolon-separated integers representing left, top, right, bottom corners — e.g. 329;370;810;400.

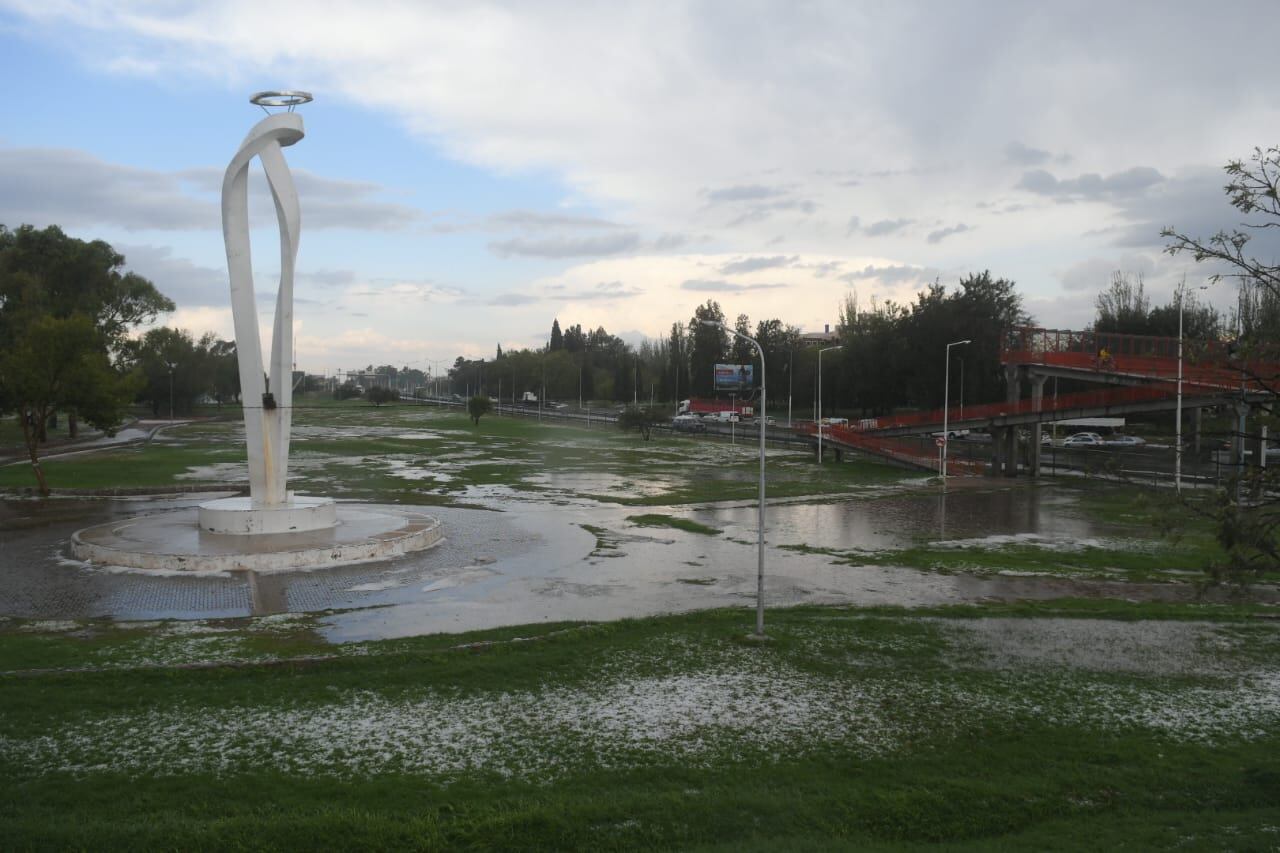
0;225;240;494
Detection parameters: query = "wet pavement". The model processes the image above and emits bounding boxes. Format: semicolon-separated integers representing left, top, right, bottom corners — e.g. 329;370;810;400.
0;485;1262;640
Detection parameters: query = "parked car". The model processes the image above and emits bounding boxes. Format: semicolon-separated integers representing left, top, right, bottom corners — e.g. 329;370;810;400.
671;415;707;433
1104;435;1147;447
1062;432;1104;446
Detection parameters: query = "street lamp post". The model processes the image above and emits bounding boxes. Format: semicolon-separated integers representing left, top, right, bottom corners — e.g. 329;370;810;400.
942;340;971;480
1176;282;1208;494
730;392;736;445
787;349;793;428
817;346;843;464
702;320;768;638
166;360;177;421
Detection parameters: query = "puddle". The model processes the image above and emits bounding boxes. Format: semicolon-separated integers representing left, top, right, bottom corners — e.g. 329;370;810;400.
696;488;1106;551
522;471;681;498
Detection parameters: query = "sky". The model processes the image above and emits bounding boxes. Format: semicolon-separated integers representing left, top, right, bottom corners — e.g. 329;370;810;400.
1;1;1276;376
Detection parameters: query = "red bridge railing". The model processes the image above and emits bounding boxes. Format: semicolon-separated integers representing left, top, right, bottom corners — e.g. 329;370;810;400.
1002;326;1278;390
795;422;984;474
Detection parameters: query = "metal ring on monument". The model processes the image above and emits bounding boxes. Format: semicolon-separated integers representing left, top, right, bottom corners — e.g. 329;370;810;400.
250;90;314;109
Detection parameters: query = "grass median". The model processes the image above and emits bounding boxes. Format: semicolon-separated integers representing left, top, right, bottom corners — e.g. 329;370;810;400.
2;602;1278;849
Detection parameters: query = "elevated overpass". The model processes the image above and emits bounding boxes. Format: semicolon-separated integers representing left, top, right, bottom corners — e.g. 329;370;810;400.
795;326;1279;476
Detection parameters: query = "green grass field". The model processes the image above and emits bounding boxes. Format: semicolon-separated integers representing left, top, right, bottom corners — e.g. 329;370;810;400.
0;401;914;505
2;603;1278;850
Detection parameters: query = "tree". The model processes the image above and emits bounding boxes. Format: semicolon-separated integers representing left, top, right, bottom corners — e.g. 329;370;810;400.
617;405;662;440
732;313;753;364
1094;272;1152;334
206;339;240;406
0;224;172;437
334;381;362;400
667;321;688;402
467;395;492;425
687;301;727;396
125;327;209;418
367;386;399;406
1164;145;1280;301
0;314;138;495
0;224;173;350
549;319;564;351
1163;144;1280;582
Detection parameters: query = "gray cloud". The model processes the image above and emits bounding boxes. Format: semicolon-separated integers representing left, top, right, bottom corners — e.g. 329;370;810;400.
1004;141;1052;166
117;243;225;306
726;198;816;227
435;209;622;233
839;264;942;286
703;184;790;203
1;147;214;231
0;147;422;233
551;280;644;301
680;279;787;293
651;232;691;251
1058;254;1156;292
488;292;542;306
1099;167;1280;265
864;218;914;237
299;269;359;288
718;255;797;275
801;260;844;278
926;223;973;244
488;210;621;230
489;232;642;258
1018;166;1164;201
176;166;421;230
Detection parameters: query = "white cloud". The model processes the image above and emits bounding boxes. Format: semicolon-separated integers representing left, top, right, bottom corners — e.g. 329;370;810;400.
5;1;1277;366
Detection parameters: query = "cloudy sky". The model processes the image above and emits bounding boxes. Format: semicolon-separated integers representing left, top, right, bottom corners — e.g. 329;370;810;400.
1;1;1275;374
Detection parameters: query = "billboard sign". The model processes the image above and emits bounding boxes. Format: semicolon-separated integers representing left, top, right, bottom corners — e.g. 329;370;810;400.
714;363;753;390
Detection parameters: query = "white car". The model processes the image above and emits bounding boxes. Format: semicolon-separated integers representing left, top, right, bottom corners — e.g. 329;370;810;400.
1062;432;1104;447
1104;435;1147;447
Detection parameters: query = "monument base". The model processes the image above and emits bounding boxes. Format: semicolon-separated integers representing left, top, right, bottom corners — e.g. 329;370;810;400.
198;494;336;535
71;503;443;573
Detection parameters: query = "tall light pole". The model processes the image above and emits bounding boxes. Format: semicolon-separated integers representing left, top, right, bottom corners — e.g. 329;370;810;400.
1176;282;1208;493
787;349;793;428
817;345;843;465
942;339;971;480
167;360;177;421
702;320;768;638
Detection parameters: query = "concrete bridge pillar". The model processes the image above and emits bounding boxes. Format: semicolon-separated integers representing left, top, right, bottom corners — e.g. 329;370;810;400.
1029;374;1047;477
998;365;1022;477
1005;364;1022;406
987;425;1018;477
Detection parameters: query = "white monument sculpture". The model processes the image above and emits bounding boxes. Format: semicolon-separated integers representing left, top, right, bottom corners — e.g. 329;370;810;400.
198;91;336;535
71;91;443;573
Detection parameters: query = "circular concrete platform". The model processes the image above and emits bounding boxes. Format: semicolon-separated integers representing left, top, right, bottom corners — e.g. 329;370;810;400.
71;503;443;573
198;495;337;535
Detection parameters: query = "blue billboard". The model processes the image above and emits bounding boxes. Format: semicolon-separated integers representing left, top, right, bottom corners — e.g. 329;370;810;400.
714;363;753;390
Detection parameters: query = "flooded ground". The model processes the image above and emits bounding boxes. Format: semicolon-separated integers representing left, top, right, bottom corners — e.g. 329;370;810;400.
0;482;1243;642
0;406;1266;640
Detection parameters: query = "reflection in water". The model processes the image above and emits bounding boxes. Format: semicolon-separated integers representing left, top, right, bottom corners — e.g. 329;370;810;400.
702;487;1102;551
245;570;288;616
